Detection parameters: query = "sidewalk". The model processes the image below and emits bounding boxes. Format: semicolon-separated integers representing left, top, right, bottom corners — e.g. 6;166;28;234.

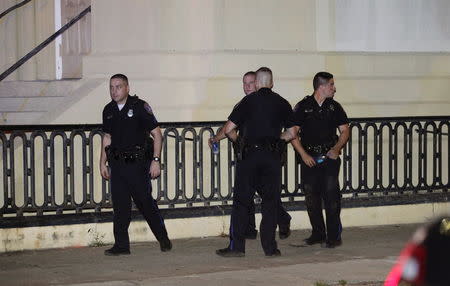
0;224;418;286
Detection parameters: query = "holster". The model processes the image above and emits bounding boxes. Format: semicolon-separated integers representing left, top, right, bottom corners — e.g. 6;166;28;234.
232;136;245;161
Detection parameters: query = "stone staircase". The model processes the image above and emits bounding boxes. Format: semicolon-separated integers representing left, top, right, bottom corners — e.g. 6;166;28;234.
0;79;103;125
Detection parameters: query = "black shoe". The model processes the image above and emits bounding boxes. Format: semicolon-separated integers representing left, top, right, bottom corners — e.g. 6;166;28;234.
279;224;291;240
104;246;130;256
303;235;326;245
322;239;342;248
265;249;281;257
245;230;258;240
159;238;172;252
215;247;245;257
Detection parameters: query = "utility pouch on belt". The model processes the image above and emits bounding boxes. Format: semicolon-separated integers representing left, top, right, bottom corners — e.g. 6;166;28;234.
233;136;245;161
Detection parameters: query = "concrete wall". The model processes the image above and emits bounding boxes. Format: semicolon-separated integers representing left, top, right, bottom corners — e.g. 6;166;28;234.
49;0;450;124
1;0;449;122
1;201;449;252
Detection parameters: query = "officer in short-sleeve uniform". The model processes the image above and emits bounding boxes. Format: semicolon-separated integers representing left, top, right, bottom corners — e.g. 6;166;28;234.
291;72;349;248
216;67;294;257
209;71;292;240
101;78;171;255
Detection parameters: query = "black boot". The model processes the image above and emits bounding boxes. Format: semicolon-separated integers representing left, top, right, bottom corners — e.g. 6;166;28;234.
265;249;281;257
303;235;326;245
279;223;291;240
104;246;130;256
159;238;172;252
322;239;343;248
215;247;245;257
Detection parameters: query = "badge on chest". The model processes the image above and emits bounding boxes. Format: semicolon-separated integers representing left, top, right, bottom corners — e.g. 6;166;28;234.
127;109;134;117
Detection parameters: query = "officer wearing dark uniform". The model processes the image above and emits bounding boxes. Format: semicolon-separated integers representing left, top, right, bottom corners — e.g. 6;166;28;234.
209;71;291;240
100;74;171;256
216;67;295;257
291;71;349;248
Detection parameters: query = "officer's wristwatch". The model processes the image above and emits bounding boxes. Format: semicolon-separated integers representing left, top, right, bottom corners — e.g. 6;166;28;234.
152;156;160;163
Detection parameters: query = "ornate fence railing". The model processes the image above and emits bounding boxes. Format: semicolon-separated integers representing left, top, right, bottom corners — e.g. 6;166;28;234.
0;116;449;221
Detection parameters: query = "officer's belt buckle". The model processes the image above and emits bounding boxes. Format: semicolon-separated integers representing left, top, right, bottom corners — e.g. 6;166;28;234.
306;145;330;155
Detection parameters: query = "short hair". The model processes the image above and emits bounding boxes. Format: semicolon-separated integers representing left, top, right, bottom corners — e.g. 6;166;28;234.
110;74;129;85
256;67;273;87
243;71;256;79
313;72;333;90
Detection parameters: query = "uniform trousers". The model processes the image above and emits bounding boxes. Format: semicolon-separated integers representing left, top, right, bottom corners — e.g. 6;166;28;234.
244;190;291;235
301;157;342;241
109;160;168;249
229;149;282;255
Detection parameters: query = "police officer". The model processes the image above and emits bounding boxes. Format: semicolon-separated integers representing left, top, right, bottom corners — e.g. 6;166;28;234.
210;71;291;240
291;72;350;248
215;67;295;257
100;74;172;255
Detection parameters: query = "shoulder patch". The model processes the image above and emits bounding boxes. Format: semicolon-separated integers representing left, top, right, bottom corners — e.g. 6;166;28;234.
294;95;313;112
143;102;153;115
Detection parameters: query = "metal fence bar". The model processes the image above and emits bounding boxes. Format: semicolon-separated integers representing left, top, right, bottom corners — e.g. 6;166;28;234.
0;117;449;218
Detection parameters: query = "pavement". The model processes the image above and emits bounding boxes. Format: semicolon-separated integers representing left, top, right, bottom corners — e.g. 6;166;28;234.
0;224;419;286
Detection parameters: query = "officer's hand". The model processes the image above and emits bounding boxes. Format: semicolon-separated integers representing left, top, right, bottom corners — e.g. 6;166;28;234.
326;148;339;160
100;163;110;180
150;160;161;179
301;153;316;167
208;137;216;149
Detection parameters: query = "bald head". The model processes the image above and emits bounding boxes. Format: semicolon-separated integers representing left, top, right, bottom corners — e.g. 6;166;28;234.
255;67;273;90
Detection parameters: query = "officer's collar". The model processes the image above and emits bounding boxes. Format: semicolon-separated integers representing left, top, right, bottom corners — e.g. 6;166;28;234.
114;94;139;107
311;94;332;107
258;87;272;93
112;95;129;111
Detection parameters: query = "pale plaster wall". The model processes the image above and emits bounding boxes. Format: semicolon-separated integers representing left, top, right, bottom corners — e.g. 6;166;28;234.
53;52;450;124
1;202;449;252
1;0;449;122
51;0;450;123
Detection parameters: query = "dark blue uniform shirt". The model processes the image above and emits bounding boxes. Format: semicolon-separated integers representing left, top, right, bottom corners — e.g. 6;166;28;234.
102;95;158;150
292;95;348;146
228;88;294;144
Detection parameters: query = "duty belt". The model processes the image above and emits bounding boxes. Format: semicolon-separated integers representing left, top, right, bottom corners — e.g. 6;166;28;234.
106;146;148;163
244;141;278;153
241;139;287;163
304;142;335;155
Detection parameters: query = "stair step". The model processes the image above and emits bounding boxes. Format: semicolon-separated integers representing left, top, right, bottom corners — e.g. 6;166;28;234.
0;97;65;112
